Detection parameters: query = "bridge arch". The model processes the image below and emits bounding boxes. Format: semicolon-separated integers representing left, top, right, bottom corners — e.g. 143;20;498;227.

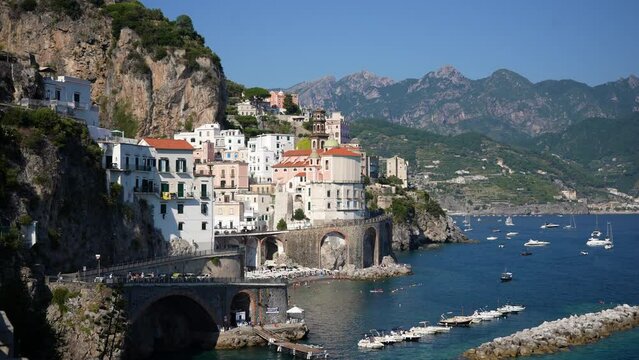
229;290;256;326
259;236;285;265
127;292;218;358
363;226;378;268
319;231;348;269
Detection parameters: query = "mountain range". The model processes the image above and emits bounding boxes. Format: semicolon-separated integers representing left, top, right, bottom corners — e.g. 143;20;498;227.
287;66;639;142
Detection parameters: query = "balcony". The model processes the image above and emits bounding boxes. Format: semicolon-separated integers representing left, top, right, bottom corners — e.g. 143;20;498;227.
134;184;159;194
160;192;194;200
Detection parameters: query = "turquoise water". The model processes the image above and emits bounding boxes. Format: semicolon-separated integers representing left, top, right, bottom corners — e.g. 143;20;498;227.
168;214;639;359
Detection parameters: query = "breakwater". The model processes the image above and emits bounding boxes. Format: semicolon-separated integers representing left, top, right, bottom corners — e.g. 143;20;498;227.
463;304;639;359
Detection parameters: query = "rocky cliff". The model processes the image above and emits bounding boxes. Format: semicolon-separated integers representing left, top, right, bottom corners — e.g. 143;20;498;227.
1;107;166;273
392;211;469;251
0;0;226;137
287;65;639;140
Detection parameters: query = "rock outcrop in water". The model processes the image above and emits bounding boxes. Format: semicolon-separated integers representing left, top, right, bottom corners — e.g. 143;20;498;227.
214;323;308;350
463;304;639;359
336;256;412;280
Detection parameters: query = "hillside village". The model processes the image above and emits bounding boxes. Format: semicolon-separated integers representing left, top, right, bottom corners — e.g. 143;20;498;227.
16;70;410;255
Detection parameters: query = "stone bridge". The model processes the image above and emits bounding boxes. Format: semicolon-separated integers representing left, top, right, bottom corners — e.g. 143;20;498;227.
216;215;393;269
122;280;287;358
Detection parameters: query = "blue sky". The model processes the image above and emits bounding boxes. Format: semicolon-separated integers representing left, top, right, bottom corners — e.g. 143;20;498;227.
141;0;638;89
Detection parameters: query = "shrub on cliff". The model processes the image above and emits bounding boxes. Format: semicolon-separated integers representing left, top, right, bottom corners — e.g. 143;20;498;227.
276;218;287;230
105;2;222;71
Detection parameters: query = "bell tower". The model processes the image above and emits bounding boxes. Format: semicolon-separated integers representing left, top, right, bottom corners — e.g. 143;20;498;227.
310;109;329;150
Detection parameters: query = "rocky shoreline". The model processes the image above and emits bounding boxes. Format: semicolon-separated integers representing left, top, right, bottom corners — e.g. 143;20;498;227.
334;256;412;280
214;323;308;350
463;304;639;359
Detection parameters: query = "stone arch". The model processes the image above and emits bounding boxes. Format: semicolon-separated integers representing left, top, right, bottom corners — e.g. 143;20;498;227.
383;221;392;255
319;231;348;270
363;226;378;268
244;236;259;270
127;293;218;358
260;236;285;265
229;290;255;327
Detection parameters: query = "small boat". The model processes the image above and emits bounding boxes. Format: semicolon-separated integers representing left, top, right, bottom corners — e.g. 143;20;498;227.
588;222;614;248
604;243;613;250
506;232;519;237
471;309;502;321
564;215;576;229
439;314;473;327
390;329;420;342
486;236;498;241
358;335;384;349
521;250;532;256
498;244;505;248
580;250;589;255
500;271;513;282
496;304;525;314
409;321;450;335
524;239;550;247
505;216;514;226
540;222;560;229
369;288;384;293
492;228;501;233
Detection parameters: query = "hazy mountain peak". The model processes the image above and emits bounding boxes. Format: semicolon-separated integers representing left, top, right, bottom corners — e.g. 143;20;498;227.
627;74;639;89
489;68;532;85
432;65;464;79
340;70;395;87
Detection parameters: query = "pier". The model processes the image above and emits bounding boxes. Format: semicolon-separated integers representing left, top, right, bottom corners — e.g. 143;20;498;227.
255;326;329;359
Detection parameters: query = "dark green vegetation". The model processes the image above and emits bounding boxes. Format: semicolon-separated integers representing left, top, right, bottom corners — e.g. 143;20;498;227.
531;114;639;195
351;117;630;206
105;1;221;70
388;190;445;224
284;94;301;115
112;101;139;138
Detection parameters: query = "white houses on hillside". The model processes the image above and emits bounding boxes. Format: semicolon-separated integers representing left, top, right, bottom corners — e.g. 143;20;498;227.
247;133;295;184
20;73;99;127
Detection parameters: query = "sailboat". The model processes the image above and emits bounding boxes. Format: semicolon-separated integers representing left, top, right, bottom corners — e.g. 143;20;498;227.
463;214;473;232
604;222;614;250
564;215;576;229
505;216;514;226
586;217;612;247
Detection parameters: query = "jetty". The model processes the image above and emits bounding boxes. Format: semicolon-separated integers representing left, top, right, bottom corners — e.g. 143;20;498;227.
255;326;329;359
463;304;639;359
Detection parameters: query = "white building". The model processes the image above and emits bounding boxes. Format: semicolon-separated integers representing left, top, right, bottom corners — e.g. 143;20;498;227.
247;133;295;184
220;129;245;152
387;155;408;187
135;138;214;249
174;123;221;149
236;100;257;116
326;111;350;144
20;74;99;127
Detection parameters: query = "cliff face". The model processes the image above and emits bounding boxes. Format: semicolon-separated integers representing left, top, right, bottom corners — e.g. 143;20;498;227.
0;0;226;137
392;210;469;251
1;108;166;273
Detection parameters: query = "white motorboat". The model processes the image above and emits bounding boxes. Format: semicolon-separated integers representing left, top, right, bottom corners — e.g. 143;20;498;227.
439;314;473;327
506;232;519;237
505;216;514;226
358;336;384;349
524;239;550;247
540;222;560;229
471;310;498;321
580;250;589;255
409;321;450;335
486;236;498;241
497;304;525;314
390;329;420;342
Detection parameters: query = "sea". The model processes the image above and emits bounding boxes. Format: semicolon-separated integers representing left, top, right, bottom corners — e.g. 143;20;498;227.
163;214;639;360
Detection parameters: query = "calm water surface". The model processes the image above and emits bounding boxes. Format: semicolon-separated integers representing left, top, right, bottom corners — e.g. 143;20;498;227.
170;214;639;359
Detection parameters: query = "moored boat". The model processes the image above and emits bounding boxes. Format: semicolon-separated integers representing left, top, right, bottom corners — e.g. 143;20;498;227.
540;222;560;229
524;239;550;247
486;236;498;241
500;271;513;282
439;314;473;327
497;304;525;314
357;335;384;349
506;231;518;237
409;321;450;335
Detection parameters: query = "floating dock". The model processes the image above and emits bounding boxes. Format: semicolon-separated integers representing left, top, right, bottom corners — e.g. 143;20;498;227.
255;326;329;359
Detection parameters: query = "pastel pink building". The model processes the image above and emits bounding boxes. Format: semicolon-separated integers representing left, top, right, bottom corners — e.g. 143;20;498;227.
269;90;298;109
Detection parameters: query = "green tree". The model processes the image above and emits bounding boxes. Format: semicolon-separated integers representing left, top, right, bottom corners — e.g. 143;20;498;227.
112;102;139;138
292;208;306;221
283;94;301;115
226;79;246;100
244;87;270;102
276;218;287;230
302;120;313;132
296;137;311;150
389;197;415;224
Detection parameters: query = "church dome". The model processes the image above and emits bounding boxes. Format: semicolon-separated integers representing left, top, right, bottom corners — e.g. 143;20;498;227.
324;138;339;149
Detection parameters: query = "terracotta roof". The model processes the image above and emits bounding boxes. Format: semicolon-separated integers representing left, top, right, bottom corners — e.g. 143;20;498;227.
322;147;360;157
143;138;193;151
282;149;312;157
272;160;308;168
294;172;307;177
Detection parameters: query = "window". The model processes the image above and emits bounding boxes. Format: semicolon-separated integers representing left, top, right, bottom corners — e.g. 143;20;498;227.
327;190;331;197
190;138;196;143
177;203;184;214
160;204;167;214
73;92;80;104
327;202;331;209
178;222;184;231
201;222;207;230
325;160;329;170
159;158;169;172
308;202;311;211
337;190;340;197
201;203;208;214
308;188;311;196
161;182;169;193
201;184;208;198
231;169;235;178
55;89;61;100
176;159;187;173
